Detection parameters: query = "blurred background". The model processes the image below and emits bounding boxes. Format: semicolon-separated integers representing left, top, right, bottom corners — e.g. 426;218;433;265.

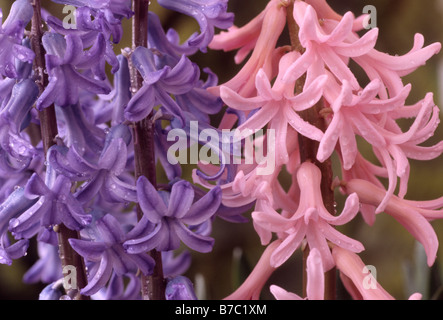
0;0;443;300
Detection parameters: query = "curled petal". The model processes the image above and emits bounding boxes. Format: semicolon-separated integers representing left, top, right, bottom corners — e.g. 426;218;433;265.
80;252;114;296
171;220;214;253
182;186;221;225
68;238;107;262
124;222;164;254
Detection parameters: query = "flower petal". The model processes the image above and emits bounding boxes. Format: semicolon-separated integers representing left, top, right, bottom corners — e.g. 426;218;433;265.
136;176;167;223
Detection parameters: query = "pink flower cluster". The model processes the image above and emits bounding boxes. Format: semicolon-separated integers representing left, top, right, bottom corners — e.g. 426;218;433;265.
200;0;443;300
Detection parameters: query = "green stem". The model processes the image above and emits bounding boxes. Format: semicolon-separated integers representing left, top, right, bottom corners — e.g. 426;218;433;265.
30;0;89;300
131;0;166;300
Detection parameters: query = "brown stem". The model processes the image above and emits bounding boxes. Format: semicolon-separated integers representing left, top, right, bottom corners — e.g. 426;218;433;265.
131;0;166;300
286;0;336;300
30;0;89;300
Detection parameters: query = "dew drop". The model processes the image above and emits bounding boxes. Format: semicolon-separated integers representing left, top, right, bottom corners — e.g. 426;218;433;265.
9;218;20;228
18;145;26;155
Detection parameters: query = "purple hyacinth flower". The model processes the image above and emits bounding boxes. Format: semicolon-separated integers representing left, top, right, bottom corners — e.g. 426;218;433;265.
123;178;222;254
0;187;35;265
124;46;199;124
93;55;131;125
23;241;62;284
51;0;133;20
36;32;111;110
175;67;223;123
56;103;106;157
39;280;64;300
165;275;198;300
1;79;39;132
92;273;140;300
9;167;92;240
44;11;120;75
48;124;136;205
0;0;35;78
157;0;234;52
0;79;39;173
148;12;198;61
69;213;155;296
162;250;191;277
0;171;32;203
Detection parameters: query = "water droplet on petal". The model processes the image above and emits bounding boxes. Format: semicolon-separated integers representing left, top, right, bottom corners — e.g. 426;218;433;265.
18;145;26;155
9;218;20;228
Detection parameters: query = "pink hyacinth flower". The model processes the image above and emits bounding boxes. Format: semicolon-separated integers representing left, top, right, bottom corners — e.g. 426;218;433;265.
208;0;288;98
345;179;443;266
208;0;289;130
318;78;411;170
252;162;364;271
332;246;422;300
270;248;325;300
220;51;327;165
224;240;281;300
319;80;441;213
283;1;379;90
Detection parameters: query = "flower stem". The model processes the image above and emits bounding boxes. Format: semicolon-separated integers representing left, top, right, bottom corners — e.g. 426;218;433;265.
286;0;336;300
131;0;166;300
30;0;89;300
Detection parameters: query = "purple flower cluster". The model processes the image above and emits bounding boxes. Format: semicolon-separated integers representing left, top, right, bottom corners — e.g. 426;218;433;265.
0;0;233;299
